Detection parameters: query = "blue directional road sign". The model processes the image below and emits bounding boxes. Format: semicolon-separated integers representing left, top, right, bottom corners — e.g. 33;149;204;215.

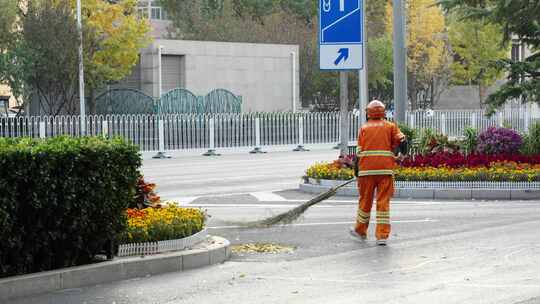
319;0;364;70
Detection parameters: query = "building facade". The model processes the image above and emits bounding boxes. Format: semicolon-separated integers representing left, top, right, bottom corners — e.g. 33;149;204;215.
123;1;301;112
115;40;300;113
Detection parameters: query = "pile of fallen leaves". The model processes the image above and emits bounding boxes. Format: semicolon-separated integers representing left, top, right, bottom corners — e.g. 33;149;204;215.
231;243;295;254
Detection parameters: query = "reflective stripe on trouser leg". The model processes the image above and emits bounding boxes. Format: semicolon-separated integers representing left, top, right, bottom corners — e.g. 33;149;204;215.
355;176;376;235
375;175;394;240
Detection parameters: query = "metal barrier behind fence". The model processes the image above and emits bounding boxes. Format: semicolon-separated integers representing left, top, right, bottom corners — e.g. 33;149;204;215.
1;107;538;152
408;107;540;137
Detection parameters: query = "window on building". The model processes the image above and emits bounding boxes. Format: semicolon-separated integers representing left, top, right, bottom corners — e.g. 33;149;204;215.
511;43;521;62
137;7;149;18
138;1;167;20
151;7;161;19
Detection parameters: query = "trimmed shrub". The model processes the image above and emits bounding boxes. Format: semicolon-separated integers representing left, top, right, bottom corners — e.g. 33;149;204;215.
0;136;141;278
477;127;522;154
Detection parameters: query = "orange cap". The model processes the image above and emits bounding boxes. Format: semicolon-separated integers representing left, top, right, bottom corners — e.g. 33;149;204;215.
366;100;386;119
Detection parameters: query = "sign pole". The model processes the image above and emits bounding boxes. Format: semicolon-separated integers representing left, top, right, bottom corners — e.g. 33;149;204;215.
358;0;368;124
319;0;363;156
339;71;349;157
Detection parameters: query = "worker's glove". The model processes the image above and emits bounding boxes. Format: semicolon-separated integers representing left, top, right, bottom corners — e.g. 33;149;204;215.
353;155;359;177
398;139;408;155
396;152;406;162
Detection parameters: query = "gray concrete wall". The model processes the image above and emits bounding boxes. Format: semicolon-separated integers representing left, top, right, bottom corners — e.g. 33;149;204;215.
138;40;300;112
434;84;501;110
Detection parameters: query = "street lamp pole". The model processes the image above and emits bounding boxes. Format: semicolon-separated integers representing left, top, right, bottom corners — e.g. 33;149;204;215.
76;0;86;135
392;0;407;123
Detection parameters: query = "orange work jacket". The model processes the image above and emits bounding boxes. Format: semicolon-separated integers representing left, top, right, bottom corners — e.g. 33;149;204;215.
357;119;405;176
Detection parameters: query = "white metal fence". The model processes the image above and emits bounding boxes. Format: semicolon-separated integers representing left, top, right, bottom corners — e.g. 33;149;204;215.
117;229;208;257
408;106;540;137
0;112;360;151
1;107;538;152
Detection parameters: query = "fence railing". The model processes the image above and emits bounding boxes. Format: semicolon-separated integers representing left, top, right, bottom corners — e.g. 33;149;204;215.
0;112;361;152
1;107;538;152
408;106;540;137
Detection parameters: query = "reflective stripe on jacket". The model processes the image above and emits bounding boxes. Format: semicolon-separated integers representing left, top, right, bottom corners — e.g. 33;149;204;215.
357;119;404;176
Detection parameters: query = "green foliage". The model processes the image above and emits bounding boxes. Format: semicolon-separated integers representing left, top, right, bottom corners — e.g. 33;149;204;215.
3;0;80;115
439;0;540;113
521;122;540;155
461;127;478;154
0;0;17;52
368;36;394;102
448;16;509;104
0;136;141;278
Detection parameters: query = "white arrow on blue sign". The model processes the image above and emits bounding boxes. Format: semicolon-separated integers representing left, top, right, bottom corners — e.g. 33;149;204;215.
319;0;364;70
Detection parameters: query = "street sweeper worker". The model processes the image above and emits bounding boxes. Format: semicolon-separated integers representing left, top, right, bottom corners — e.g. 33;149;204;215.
350;100;407;246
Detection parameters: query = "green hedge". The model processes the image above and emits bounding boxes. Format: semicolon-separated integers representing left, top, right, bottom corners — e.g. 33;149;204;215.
0;136;141;278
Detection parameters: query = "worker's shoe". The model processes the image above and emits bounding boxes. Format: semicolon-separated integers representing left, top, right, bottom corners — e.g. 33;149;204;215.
349;227;367;242
376;239;387;246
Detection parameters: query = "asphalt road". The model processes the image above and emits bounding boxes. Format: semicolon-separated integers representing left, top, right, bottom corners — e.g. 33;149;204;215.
10;149;540;304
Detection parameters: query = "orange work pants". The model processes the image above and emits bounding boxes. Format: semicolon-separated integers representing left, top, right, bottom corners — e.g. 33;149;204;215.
354;175;394;240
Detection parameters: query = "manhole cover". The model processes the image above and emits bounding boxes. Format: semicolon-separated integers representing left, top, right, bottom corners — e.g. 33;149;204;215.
231;243;295;254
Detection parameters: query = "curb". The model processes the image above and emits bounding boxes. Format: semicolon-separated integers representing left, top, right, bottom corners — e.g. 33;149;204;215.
0;235;230;301
299;183;540;200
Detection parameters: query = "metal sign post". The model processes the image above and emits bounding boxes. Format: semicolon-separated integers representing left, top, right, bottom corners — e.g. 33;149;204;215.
319;0;364;155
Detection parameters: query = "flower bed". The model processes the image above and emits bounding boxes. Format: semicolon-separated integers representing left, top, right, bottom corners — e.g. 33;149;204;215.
121;205;206;244
399;152;540;168
306;159;540;182
397;164;540;182
306;162;354;181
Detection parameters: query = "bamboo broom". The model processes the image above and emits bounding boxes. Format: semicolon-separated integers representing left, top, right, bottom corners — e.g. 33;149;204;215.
236;178;356;228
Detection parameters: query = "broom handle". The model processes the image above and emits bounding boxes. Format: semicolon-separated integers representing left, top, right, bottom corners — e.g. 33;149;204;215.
333;178;356;190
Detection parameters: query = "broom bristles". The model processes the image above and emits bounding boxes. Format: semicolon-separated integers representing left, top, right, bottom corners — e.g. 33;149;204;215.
235;178;356;228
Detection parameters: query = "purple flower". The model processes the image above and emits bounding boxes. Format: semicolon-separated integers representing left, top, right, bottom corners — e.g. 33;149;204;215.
476;127;523;155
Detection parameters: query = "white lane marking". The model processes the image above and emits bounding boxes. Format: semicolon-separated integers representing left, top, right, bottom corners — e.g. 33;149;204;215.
165;188;289;201
186;204;338;208
207;219;438;229
169;197;200;205
152;174;293;184
182;202;462;208
251;191;287;202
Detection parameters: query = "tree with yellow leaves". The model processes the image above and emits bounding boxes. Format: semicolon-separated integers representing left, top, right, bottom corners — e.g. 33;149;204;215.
387;0;450;109
76;0;151;112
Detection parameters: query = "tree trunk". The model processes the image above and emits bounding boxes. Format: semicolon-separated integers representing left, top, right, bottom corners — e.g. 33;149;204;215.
410;81;417;110
87;88;96;115
478;83;485;108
